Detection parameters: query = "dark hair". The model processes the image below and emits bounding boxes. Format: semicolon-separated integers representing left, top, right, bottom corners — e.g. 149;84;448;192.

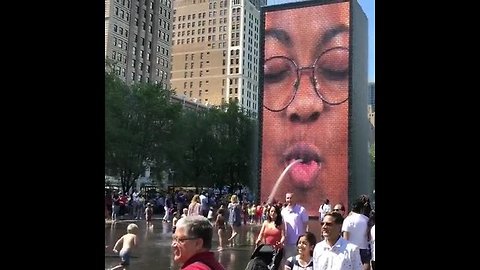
324;211;344;225
296;232;317;256
266;205;283;227
352;194;370;214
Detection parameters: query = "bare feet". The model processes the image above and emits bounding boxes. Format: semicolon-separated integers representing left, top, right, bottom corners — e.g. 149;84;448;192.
227;232;238;241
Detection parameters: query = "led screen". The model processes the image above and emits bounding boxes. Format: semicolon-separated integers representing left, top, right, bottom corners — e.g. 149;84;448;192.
260;0;350;217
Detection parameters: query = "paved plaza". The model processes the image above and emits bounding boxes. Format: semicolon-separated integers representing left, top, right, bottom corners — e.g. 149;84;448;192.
105;216;323;270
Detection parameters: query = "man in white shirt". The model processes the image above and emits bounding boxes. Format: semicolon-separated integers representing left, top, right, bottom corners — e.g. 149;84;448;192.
313;212;362;270
281;192;309;260
342;195;371;270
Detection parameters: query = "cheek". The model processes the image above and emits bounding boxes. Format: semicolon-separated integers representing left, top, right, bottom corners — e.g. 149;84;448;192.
262;113;286;144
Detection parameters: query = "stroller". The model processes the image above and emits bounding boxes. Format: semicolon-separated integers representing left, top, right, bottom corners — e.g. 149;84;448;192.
244;244;283;270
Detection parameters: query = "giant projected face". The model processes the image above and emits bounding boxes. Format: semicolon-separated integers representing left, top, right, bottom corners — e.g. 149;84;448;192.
260;1;350;217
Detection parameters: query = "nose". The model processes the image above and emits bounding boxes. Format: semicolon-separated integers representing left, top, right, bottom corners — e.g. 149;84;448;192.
285;70;324;123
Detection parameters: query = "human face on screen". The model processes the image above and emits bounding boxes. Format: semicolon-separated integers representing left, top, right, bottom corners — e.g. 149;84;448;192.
261;2;349;216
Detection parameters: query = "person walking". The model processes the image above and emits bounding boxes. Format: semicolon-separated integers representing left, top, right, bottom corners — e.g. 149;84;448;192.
171;215;225;270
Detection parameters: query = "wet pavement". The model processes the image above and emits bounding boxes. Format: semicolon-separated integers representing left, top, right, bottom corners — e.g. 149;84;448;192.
105;216;323;270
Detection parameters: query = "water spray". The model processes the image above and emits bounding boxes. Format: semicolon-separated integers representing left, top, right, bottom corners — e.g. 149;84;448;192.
267;159;303;204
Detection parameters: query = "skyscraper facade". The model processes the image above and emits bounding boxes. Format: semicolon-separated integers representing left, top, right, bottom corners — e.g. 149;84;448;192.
368;82;375;127
105;0;174;89
170;0;263;117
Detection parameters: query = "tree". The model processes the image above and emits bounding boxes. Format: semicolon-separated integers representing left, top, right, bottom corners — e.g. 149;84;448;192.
106;69;258;194
213;102;257;190
105;71;181;194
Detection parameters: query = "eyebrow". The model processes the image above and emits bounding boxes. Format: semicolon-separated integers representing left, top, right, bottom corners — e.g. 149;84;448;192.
265;24;348;51
265;28;292;48
317;24;349;51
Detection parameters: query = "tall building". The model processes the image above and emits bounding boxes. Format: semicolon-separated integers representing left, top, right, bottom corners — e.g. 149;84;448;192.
170;0;262;118
367;82;375;127
105;0;174;89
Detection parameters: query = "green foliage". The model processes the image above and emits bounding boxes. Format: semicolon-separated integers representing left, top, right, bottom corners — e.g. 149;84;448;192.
166;102;258;190
105;72;258;194
105;71;181;193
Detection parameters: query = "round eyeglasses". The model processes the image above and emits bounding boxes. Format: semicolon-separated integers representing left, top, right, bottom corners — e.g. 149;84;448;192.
263;46;349;112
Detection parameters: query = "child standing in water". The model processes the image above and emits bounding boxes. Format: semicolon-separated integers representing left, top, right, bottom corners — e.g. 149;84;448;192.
145;203;153;227
215;207;227;251
111;223;138;270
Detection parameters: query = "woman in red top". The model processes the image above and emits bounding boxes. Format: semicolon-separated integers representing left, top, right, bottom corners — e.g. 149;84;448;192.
255;204;285;249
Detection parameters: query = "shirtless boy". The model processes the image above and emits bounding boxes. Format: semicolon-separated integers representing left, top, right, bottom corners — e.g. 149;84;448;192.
111;223;138;270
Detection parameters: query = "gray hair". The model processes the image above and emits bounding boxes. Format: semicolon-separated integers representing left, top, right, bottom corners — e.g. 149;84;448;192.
176;215;213;249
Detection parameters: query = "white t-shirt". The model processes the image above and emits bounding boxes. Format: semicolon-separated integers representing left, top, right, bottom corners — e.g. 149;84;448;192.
370;225;375;261
318;203;332;220
281;204;309;245
341;212;369;249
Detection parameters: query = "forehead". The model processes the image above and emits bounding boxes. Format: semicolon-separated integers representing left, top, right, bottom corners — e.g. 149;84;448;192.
323;215;337;223
298;236;310;244
265;3;349;31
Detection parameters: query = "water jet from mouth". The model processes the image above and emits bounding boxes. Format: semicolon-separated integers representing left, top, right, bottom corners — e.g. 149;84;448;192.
267;159;303;204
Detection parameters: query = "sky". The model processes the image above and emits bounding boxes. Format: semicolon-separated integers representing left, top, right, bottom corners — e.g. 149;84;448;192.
268;0;375;82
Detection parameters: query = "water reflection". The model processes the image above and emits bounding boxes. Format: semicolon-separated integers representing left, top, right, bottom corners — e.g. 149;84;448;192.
105;219;322;270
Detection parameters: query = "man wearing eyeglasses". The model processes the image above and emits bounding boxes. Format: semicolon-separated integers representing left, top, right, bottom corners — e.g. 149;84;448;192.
260;0;350;218
172;215;225;270
313;212;362;270
332;203;347;218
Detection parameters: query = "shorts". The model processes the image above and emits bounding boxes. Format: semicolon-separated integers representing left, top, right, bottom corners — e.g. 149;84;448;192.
119;249;131;265
359;248;372;264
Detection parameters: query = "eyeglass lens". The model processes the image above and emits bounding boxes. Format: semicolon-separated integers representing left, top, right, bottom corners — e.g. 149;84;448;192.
263;47;349;111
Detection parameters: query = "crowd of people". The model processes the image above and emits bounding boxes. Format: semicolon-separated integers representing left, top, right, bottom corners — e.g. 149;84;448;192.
107;191;375;270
